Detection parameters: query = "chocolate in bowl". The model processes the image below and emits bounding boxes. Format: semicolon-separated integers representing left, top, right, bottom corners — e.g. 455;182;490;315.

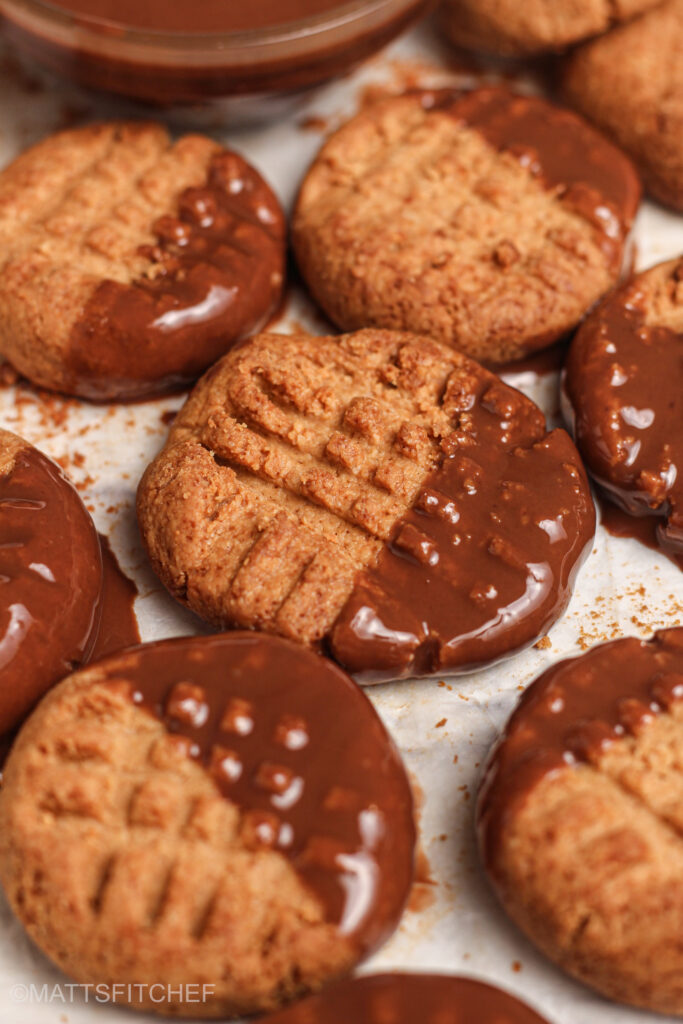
0;0;433;109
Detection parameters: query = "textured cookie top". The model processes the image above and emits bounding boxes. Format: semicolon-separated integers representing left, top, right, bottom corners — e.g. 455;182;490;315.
292;88;640;363
0;428;102;734
0;633;414;1016
266;973;550;1023
565;257;683;554
0;122;285;400
564;0;683;210
477;627;683;1014
441;0;662;56
138;329;595;682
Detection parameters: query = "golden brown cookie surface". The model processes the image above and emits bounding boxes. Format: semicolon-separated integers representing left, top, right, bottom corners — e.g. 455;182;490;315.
564;257;683;559
137;329;595;682
478;627;683;1016
564;0;683;210
440;0;663;56
293;89;640;364
0;632;414;1018
0;122;285;400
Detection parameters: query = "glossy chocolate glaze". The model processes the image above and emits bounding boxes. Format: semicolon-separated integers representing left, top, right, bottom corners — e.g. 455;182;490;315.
330;376;595;681
478;628;683;871
67;151;285;401
42;0;345;32
90;534;140;661
0;439;102;734
101;632;415;954
265;972;550;1023
423;88;641;273
565;271;683;563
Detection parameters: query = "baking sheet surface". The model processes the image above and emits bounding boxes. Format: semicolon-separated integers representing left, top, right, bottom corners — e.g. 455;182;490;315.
0;18;682;1023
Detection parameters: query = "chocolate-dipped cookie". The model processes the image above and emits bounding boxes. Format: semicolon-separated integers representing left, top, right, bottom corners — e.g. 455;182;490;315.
0;633;415;1017
137;329;595;682
0;122;285;400
292;88;640;364
266;972;551;1023
478;627;683;1015
0;428;102;735
564;257;683;559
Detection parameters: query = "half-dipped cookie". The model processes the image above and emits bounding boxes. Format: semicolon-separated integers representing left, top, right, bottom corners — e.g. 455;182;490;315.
478;627;683;1015
266;972;551;1023
0;633;415;1017
0;428;102;735
564;257;683;558
137;329;595;682
0;122;285;400
292;88;640;364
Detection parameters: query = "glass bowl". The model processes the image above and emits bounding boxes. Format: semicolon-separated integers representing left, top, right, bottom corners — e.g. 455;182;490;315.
0;0;433;109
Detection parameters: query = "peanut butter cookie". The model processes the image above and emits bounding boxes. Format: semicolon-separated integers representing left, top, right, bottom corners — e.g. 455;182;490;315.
564;0;683;210
292;88;640;364
564;257;683;559
0;633;415;1017
440;0;663;56
0;122;285;400
0;428;102;736
479;627;683;1015
137;329;595;682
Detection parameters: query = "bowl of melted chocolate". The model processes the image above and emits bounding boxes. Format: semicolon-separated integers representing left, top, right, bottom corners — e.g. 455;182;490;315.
0;0;432;107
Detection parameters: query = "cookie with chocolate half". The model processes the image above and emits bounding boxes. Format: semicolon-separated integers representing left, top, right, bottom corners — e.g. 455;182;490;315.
0;122;285;400
0;428;102;736
440;0;662;57
292;88;640;364
564;0;683;211
266;972;551;1023
564;257;683;558
0;633;415;1018
137;329;595;683
478;627;683;1016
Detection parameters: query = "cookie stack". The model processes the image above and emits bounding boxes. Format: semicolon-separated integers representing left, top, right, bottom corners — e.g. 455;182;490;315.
0;4;682;1020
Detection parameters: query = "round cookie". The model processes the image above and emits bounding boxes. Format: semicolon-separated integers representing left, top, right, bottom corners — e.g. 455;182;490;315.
137;329;596;682
478;627;683;1016
564;257;683;555
292;87;640;364
0;633;415;1018
564;0;683;211
0;428;102;735
265;972;551;1023
440;0;663;56
0;122;285;401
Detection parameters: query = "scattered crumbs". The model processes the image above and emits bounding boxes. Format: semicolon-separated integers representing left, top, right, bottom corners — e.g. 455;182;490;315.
453;754;459;764
437;679;453;690
535;635;552;650
458;784;470;802
457;693;469;701
512;961;523;973
463;952;471;961
435;717;447;728
298;114;329;133
517;684;524;691
439;833;447;841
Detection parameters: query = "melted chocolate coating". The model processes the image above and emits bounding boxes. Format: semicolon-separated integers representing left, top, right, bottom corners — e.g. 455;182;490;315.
0;441;102;734
90;534;140;661
330;378;596;681
67;151;285;401
565;272;683;560
478;628;683;872
39;0;345;32
423;87;641;273
101;632;415;955
265;972;550;1023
